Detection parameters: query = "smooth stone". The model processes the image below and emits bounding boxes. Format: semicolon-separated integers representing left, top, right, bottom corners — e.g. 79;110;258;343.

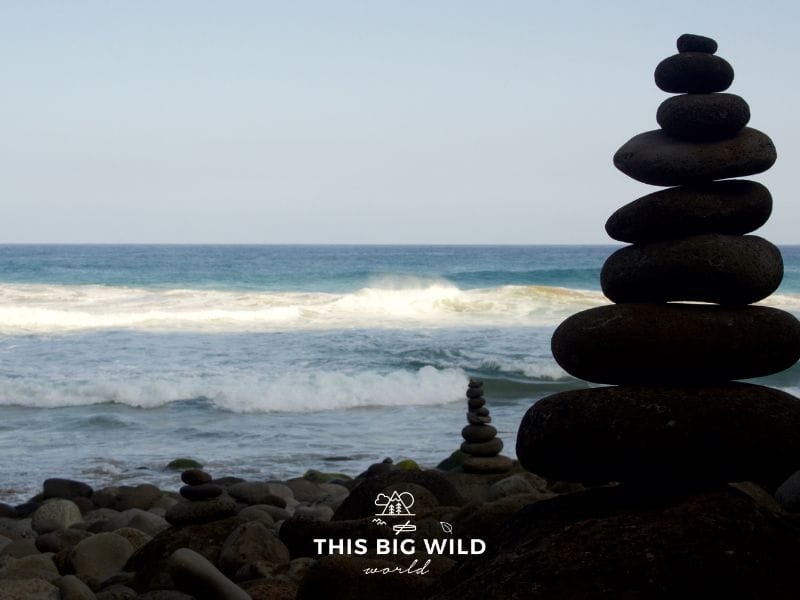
461;438;504;457
677;33;718;53
657;93;750;141
56;574;97;600
0;504;17;519
228;482;287;508
95;585;137;600
516;384;800;488
655;52;734;93
0;539;38;558
179;484;223;502
467;413;491;425
462;424;497;443
462;456;513;475
168;548;250;600
0;518;35;541
0;553;60;581
605;180;772;243
473;406;490;417
237;506;276;527
613;127;776;186
165;496;238;527
123;508;169;536
775;470;800;512
0;578;60;599
113;484;161;511
467;380;483;388
180;469;212;486
43;479;93;500
466;388;483;399
487;475;536;501
600;234;783;305
551;304;800;384
35;529;91;554
70;532;134;581
13;502;40;518
32;499;82;534
218;521;290;577
111;527;152;551
467;396;486;409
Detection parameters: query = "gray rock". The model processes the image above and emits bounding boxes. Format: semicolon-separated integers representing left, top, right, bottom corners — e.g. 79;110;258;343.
218;521;290;577
179;483;223;501
32;499;82;534
657;93;749;141
0;553;59;581
285;479;324;503
181;469;212;486
254;504;292;521
487;475;536;501
466;412;491;425
467;396;485;409
165;495;238;527
71;532;134;581
600;234;783;305
168;547;251;600
605;180;772;243
461;438;504;457
461;424;497;443
122;508;169;536
76;508;128;533
113;484;161;511
112;527;152;551
654;52;734;93
236;506;276;527
775;470;800;512
516;384;800;488
0;578;59;599
552;304;800;384
227;482;287;507
293;505;334;522
95;585;137;600
677;33;718;53
43;479;93;500
56;574;97;600
613;127;776;186
0;518;34;540
36;529;91;554
0;539;39;559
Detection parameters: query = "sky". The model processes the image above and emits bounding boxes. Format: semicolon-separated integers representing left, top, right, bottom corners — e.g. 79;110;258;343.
1;1;799;244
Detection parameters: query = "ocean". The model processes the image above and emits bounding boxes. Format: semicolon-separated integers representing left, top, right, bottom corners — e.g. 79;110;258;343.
1;244;799;503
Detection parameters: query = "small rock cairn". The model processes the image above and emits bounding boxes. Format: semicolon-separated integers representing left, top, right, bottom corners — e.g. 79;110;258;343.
461;380;512;474
179;469;221;501
516;34;800;490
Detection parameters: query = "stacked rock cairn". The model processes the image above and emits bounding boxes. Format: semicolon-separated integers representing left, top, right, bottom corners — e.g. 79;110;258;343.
178;469;221;501
461;380;512;474
516;34;800;492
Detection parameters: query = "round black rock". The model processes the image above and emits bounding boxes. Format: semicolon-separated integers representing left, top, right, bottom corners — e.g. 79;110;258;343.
181;469;212;486
655;53;734;93
466;388;483;399
551;303;800;384
467;412;492;425
613;127;776;186
605;180;772;243
516;383;800;488
461;438;504;457
657;93;750;141
462;424;497;443
677;33;718;54
600;234;783;305
467;396;486;409
180;483;223;502
468;380;483;388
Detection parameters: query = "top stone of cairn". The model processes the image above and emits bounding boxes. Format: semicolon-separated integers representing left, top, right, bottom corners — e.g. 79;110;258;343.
677;33;718;54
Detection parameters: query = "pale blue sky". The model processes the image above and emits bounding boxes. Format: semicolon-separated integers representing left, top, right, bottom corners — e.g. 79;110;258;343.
2;1;798;243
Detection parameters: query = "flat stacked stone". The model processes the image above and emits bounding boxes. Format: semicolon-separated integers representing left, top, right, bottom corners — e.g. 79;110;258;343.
516;34;800;490
179;468;222;501
461;380;512;474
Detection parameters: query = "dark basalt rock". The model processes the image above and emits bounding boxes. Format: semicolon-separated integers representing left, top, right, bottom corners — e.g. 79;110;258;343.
654;52;734;93
605;180;772;242
467;396;485;409
460;438;503;457
44;478;93;500
677;33;718;54
600;234;783;305
424;486;800;600
657;93;750;141
179;483;223;502
551;303;800;384
180;469;212;486
461;424;497;443
613;127;776;186
515;384;800;487
466;388;483;399
462;456;514;474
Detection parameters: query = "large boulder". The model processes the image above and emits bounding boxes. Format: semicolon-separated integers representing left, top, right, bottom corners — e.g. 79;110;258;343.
32;499;83;534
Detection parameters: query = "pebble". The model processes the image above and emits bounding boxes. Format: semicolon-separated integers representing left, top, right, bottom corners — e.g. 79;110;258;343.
657;93;750;141
180;469;212;486
605;180;772;243
462;424;498;443
600;234;783;305
654;52;734;93
551;304;800;384
677;33;718;54
613;127;776;186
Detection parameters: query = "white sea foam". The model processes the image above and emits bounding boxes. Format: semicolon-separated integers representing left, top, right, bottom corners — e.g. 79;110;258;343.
0;282;609;334
0;366;468;412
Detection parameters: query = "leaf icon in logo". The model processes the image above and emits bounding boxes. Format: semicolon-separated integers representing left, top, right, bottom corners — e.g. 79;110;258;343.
440;521;453;535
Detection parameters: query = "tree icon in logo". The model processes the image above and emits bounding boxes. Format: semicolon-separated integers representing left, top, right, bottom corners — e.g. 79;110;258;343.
374;491;415;517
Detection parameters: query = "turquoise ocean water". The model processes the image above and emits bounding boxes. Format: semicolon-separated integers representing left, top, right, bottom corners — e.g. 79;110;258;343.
1;245;798;502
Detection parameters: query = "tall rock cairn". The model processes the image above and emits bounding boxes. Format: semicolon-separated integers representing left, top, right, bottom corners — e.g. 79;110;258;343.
516;34;800;490
461;380;512;474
